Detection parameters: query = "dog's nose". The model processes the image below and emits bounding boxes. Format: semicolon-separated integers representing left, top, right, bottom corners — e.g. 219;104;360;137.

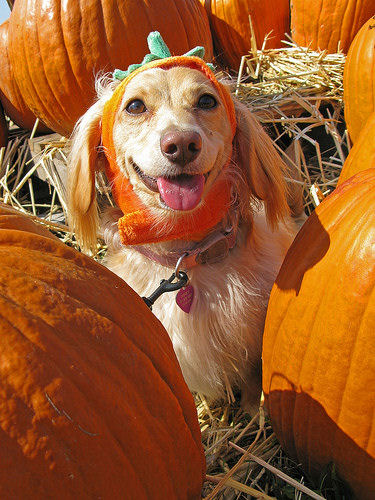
160;131;202;166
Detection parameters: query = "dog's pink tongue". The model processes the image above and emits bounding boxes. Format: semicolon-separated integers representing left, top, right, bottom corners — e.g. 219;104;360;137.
157;174;205;211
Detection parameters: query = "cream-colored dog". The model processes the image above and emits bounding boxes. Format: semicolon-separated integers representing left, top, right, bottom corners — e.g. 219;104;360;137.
68;63;300;411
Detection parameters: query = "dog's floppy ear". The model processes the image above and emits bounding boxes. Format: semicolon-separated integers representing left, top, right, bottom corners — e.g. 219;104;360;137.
68;98;106;253
233;99;290;228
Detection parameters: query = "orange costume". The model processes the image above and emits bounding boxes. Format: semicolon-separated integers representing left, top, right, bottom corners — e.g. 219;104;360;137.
101;32;237;246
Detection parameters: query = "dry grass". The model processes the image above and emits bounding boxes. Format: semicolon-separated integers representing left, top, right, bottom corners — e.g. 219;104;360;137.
0;125;71;237
229;37;347;218
198;395;349;499
0;39;351;499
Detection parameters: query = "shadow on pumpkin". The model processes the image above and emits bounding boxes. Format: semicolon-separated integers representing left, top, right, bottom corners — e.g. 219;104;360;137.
274;210;330;295
205;14;250;71
265;389;375;500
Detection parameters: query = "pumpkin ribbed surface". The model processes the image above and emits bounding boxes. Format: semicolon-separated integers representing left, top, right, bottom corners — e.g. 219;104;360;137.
337;111;375;185
0;21;50;133
7;0;213;137
0;203;205;499
201;0;290;70
343;15;375;143
262;170;375;499
291;0;375;53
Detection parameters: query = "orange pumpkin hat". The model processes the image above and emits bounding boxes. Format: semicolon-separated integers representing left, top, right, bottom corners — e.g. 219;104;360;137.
101;32;237;246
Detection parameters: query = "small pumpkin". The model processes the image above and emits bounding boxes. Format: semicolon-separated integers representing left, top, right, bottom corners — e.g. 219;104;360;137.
343;15;375;143
0;203;205;499
337;111;375;186
291;0;375;53
0;102;7;148
262;170;375;499
0;20;50;133
201;0;290;70
7;0;213;137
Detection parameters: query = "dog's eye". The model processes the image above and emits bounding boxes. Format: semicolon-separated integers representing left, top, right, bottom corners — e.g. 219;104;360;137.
126;99;147;115
197;94;217;109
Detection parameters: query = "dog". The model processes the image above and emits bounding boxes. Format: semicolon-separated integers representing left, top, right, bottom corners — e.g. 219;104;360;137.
67;54;301;412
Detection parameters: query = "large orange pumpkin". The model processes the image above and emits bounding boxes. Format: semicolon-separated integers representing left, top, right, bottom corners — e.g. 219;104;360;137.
0;102;7;148
201;0;290;70
337;111;375;186
343;15;375;143
291;0;375;53
7;0;213;137
262;170;375;499
0;20;50;133
0;203;205;499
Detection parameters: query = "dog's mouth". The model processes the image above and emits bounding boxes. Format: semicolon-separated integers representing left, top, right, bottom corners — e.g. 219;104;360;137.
132;161;208;211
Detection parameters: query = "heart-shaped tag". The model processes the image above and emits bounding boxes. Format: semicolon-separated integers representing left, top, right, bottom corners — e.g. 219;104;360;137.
176;285;195;313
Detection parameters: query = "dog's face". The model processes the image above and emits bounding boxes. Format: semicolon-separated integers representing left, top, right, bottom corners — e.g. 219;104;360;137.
111;66;233;213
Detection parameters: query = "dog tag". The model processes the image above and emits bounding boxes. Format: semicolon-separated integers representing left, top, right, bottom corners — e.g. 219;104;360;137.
176;285;195;313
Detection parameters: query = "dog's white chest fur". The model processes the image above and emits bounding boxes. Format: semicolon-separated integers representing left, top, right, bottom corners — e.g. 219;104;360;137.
105;211;294;406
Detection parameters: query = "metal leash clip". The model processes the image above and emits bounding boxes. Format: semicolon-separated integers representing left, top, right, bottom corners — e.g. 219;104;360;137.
142;253;189;310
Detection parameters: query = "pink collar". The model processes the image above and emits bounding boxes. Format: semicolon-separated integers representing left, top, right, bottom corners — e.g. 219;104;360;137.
132;210;239;271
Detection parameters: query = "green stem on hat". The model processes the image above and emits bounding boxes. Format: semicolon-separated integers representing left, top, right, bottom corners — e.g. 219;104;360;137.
113;31;215;81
